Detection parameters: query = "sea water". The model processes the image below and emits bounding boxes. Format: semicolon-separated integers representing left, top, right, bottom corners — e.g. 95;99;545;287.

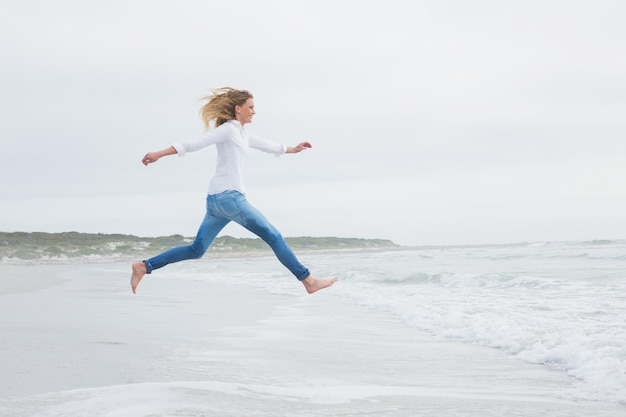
1;239;625;416
329;241;626;405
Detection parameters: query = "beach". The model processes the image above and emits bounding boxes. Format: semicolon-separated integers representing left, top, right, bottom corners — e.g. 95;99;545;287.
0;265;68;295
1;255;624;417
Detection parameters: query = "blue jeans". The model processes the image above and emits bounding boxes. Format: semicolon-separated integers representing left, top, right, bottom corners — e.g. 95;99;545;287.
144;190;310;280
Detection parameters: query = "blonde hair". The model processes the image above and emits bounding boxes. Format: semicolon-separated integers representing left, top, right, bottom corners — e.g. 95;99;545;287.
199;87;254;129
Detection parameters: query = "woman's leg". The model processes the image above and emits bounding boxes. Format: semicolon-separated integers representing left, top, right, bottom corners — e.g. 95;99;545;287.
223;191;310;280
143;214;229;273
223;192;337;293
131;198;229;293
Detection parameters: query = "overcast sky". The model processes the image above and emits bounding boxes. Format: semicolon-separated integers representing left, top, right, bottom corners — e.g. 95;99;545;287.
1;0;625;246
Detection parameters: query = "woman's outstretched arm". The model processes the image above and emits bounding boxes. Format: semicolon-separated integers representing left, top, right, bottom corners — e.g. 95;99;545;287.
286;141;312;154
141;146;177;166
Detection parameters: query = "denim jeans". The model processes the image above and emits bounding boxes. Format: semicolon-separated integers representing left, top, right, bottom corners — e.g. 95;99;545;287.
144;190;310;280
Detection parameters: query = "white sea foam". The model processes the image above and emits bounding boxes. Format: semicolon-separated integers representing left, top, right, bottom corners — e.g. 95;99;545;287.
7;379;595;417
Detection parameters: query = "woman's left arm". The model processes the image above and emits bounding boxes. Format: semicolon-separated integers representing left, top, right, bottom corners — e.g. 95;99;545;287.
286;141;312;154
249;134;311;155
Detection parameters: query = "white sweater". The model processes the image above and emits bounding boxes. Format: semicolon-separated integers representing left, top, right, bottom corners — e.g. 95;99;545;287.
172;120;285;195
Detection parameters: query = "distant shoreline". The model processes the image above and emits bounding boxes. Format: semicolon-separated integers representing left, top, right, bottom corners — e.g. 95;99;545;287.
3;232;623;264
0;231;403;264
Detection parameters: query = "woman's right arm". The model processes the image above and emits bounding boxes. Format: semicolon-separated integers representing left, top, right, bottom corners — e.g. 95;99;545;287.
142;125;225;165
141;146;177;166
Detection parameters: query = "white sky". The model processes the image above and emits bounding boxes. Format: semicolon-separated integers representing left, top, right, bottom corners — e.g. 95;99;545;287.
1;0;625;246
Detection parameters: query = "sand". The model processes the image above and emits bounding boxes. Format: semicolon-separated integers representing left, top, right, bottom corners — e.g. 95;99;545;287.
0;265;68;295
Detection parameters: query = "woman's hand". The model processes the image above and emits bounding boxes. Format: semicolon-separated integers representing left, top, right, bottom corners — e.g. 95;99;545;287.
142;152;161;165
287;141;312;153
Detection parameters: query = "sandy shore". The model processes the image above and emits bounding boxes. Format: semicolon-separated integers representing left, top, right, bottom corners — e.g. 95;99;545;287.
0;265;68;295
1;262;624;416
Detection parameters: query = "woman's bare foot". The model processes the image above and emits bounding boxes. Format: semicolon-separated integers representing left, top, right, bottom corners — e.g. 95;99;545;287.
301;276;337;294
131;262;147;294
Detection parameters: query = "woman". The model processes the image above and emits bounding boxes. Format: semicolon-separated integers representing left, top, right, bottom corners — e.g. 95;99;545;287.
131;88;337;294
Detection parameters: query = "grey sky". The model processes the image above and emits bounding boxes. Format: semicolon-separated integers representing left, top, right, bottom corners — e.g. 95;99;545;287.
1;0;625;245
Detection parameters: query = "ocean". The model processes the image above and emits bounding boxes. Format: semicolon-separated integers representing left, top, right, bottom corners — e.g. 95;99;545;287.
333;241;626;404
1;239;624;416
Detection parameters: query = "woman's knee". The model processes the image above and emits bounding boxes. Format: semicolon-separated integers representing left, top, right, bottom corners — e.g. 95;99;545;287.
260;226;283;246
189;241;209;258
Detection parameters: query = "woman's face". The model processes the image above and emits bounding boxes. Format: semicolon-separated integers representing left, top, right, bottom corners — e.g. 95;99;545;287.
235;98;255;125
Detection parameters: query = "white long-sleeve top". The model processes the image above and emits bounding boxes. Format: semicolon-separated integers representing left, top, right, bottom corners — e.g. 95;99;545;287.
171;120;286;195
